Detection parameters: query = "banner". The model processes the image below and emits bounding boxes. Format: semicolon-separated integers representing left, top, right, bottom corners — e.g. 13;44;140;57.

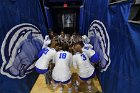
44;7;53;29
80;0;109;35
0;0;47;93
82;0;140;93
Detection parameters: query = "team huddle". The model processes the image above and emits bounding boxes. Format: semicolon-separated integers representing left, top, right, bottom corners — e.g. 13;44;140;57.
35;31;100;93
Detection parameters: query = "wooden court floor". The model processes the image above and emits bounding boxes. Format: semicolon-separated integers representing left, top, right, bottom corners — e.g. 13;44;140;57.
31;73;102;93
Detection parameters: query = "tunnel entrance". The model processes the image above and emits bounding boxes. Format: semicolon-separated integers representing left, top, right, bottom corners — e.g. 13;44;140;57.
51;8;79;34
44;0;82;34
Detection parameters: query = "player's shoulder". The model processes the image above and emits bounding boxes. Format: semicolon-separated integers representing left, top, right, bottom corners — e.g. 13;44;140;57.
43;47;50;50
88;44;93;48
57;50;64;54
82;52;88;56
66;51;72;54
49;48;54;51
63;51;72;56
57;50;63;53
50;48;56;52
74;52;81;57
84;43;93;47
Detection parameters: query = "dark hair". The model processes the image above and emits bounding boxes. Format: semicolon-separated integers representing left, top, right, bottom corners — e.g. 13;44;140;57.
55;42;59;47
79;41;84;47
68;45;74;54
74;41;84;47
61;43;69;51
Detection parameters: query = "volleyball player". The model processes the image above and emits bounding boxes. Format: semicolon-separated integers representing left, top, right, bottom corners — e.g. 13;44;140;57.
35;40;59;74
81;35;99;63
73;42;96;92
52;43;73;93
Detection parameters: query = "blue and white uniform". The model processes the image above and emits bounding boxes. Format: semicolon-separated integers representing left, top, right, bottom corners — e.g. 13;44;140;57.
35;47;56;74
82;35;90;44
82;46;99;63
42;35;51;49
84;43;93;49
52;51;72;84
82;35;93;49
73;52;95;81
82;43;99;63
82;35;99;63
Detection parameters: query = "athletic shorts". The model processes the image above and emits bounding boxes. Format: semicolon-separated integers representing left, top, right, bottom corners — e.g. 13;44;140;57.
53;77;71;84
79;71;96;81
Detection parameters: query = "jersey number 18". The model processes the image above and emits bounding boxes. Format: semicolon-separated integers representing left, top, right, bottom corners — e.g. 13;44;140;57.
59;53;67;59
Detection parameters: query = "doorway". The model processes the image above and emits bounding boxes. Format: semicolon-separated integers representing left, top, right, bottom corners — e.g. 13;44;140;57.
51;7;80;34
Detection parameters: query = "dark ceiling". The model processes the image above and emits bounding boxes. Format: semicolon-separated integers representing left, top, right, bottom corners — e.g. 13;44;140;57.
44;0;83;8
46;0;82;2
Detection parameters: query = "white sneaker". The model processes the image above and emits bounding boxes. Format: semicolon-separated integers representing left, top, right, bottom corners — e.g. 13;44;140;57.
88;86;92;93
68;88;72;93
88;89;92;93
74;85;78;92
59;87;64;93
52;83;58;90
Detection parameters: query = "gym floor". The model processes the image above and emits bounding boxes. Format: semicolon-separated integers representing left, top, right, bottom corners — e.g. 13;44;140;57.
31;68;102;93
